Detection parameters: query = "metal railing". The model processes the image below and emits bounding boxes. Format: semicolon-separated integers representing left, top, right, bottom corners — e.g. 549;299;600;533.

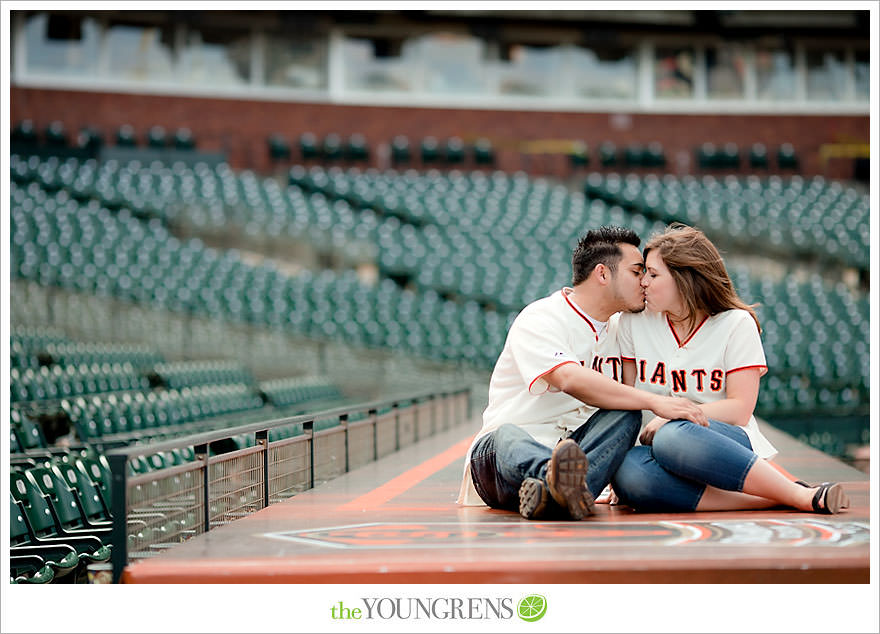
106;385;471;582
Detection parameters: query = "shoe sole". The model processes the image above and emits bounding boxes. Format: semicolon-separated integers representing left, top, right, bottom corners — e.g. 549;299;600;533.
824;483;848;514
547;439;595;520
518;477;549;519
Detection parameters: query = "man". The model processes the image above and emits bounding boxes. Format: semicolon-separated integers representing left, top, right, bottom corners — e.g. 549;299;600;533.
457;226;708;520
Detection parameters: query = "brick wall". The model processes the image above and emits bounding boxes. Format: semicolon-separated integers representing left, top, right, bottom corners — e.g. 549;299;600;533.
10;86;869;180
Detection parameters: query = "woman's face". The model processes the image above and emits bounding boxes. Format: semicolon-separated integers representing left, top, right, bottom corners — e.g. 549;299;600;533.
642;250;684;316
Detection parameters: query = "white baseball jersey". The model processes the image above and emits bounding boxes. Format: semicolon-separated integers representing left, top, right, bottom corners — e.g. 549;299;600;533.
617;308;776;459
457;288;623;506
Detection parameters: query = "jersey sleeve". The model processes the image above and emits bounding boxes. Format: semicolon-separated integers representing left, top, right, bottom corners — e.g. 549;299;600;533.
617;312;635;361
508;308;580;395
723;312;768;376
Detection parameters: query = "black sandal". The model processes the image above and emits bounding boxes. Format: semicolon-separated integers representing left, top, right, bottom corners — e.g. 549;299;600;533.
810;482;848;514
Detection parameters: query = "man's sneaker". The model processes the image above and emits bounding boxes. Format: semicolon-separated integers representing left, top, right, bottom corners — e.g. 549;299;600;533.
546;439;595;520
518;477;550;519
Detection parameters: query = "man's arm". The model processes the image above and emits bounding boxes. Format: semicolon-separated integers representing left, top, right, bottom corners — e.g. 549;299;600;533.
545;362;708;426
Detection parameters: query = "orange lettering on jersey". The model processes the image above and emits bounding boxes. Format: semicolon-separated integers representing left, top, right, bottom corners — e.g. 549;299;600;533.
710;369;724;391
691;368;707;391
671;369;687;393
650;362;666;385
591;357;603;373
638;359;647;382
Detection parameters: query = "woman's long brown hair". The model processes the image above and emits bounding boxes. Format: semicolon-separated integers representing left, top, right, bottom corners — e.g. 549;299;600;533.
644;224;761;333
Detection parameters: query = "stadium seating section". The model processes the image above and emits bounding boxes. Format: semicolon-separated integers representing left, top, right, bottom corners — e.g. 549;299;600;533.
8;126;869;581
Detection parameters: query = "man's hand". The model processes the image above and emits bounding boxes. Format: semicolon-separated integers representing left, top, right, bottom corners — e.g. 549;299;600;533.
639;416;668;445
648;394;708;427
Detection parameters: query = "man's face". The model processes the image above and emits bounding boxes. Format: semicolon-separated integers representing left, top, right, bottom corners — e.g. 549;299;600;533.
610;243;646;313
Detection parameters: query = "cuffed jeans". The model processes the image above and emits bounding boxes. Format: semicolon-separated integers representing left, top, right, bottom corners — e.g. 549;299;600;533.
611;418;759;512
469;409;641;512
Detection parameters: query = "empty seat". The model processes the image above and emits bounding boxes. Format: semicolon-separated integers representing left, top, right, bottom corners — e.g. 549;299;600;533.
643;142;666;168
697;142;718;169
445;137;465;164
421;137;440;164
12;119;39;150
749;143;769;169
391;135;411;164
116;125;137;147
569;141;589;168
299;133;319;160
174;127;196;150
268;134;291;161
473;138;494;165
345;134;369;161
778;143;799;169
146;126;167;148
599;142;618;167
44;121;67;147
322;134;343;161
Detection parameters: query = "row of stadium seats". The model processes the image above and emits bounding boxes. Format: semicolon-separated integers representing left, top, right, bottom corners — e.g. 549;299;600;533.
585;172;869;270
9;152;868;429
11;451;114;583
12;120;197;152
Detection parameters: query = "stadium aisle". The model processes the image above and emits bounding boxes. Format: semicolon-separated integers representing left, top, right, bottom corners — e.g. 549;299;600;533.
122;419;868;584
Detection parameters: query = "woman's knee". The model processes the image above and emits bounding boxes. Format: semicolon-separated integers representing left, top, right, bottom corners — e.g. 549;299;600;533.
652;420;694;465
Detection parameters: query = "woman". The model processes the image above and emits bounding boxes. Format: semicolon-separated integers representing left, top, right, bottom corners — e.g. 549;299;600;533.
610;224;848;514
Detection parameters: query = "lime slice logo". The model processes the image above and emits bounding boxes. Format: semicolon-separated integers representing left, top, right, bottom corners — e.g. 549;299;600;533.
517;595;547;622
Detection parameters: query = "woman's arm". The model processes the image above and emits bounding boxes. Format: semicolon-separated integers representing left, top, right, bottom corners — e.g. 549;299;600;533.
694;368;761;427
637;367;761;444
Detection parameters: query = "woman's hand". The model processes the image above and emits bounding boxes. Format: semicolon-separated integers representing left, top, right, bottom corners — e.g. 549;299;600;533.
639;416;669;445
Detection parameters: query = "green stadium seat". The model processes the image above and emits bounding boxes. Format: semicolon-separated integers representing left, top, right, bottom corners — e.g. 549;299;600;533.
624;144;644;167
473;138;494;165
268;134;291;161
174;127;196;150
644;142;666;168
322;134;343;161
10;495;79;582
12;119;39;151
10;472;111;566
697;142;718;169
146;125;167;148
720;142;740;169
299;133;319;160
445;137;465;164
345;134;369;161
44;121;68;148
116;125;137;147
777;143;799;169
749;143;769;169
421;137;440;164
599;142;618;167
391;135;411;165
569;141;589;167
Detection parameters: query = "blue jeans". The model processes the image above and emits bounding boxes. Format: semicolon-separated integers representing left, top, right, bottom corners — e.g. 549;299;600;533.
469;409;641;512
612;419;759;512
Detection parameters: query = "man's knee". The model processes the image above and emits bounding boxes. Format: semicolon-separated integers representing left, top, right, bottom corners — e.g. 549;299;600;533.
611;447;654;505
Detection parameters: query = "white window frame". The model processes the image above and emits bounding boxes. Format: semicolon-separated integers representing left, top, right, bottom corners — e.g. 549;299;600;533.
9;14;870;116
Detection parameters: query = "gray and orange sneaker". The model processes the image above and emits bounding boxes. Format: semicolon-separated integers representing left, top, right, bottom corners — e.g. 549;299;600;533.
518;439;595;520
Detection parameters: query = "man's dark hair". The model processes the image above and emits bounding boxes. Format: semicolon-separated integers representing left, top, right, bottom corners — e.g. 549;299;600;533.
571;226;641;285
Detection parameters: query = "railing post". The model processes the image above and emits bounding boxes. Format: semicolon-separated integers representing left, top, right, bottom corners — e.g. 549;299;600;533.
393;402;400;452
108;452;128;584
194;443;210;533
341;414;349;473
303;420;314;488
256;429;269;508
370;408;378;462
